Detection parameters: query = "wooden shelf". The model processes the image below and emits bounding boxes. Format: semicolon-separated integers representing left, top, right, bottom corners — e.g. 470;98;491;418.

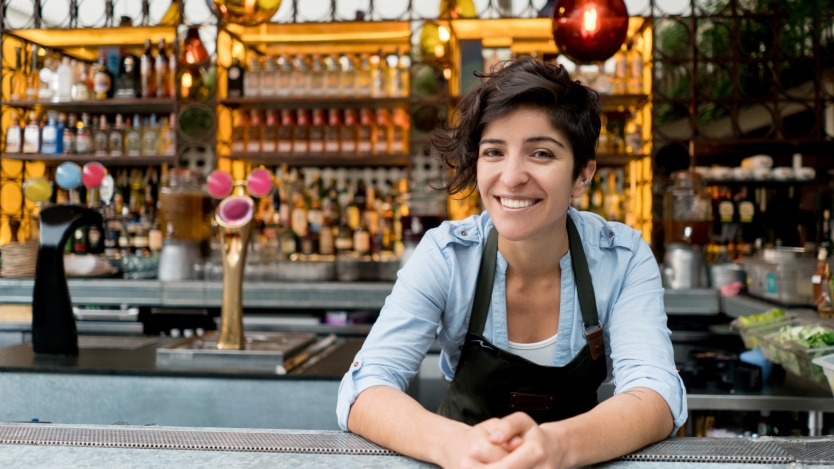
600;94;649;113
596;152;644;165
1;154;176;166
2;98;177;114
226;152;409;167
219;96;410;110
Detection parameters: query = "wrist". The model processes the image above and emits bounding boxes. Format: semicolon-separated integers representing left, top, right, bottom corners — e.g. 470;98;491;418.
430;420;470;466
541;421;575;467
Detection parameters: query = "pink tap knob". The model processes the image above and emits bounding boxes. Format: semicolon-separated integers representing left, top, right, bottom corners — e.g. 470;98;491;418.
247;169;274;198
207;170;234;199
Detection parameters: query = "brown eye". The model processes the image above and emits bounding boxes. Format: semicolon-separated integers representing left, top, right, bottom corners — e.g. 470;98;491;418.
480;149;502;157
532;150;555;159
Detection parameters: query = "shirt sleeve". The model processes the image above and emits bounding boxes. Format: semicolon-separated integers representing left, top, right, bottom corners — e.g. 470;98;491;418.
336;230;451;431
606;235;688;436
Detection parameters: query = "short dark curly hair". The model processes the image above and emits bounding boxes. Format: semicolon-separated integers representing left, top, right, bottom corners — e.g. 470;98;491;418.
433;57;602;195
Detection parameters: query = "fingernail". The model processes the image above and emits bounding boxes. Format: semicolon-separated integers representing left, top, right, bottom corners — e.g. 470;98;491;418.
509;436;523;447
490;431;504;442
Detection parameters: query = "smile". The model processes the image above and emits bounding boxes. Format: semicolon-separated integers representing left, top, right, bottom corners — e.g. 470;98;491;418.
497;197;542;209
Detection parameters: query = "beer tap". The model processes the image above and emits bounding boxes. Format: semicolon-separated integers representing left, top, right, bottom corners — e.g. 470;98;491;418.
28;162;105;355
207;169;273;350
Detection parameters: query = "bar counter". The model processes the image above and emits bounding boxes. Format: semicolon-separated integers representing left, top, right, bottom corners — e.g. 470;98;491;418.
1;423;832;468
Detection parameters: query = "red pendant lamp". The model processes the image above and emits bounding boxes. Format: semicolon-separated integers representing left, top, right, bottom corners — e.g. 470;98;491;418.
551;0;629;64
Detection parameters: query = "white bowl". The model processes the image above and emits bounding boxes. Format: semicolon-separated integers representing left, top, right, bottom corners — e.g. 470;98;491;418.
741;155;774;169
795;167;816;180
710;166;733;180
752;168;772;180
772;167;794;180
732;167;754;180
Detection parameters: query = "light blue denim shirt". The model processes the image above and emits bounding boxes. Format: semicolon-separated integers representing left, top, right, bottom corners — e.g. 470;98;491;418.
337;207;687;434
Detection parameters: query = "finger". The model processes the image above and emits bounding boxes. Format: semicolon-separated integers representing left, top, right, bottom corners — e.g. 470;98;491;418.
475;418;506;442
482;439;547;469
467;435;511;464
507;436;524;451
489;412;537;444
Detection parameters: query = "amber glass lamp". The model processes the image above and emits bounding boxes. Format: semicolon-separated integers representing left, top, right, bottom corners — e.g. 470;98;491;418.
551;0;628;64
211;0;282;26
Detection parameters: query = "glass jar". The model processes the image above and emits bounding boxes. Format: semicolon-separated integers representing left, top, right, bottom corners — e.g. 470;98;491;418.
664;171;711;245
158;169;208;242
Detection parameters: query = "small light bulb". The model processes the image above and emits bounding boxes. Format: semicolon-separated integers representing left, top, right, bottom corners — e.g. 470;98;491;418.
438;26;451;42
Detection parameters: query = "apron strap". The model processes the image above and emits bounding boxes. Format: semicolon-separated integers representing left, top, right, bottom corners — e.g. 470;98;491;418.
467;227;499;335
566;216;605;360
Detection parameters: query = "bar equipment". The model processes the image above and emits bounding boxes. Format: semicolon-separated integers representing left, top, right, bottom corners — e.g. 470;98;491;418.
29;162;105;355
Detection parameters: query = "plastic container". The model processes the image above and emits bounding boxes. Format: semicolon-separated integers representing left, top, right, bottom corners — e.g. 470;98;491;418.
748;319;804;364
731;316;794;350
753;320;834;386
811;354;834;397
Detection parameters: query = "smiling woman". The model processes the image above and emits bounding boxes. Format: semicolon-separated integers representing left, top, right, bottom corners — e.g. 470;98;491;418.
338;57;686;469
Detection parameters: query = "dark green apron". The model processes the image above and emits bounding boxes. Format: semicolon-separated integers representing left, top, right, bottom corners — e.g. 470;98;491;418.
438;216;608;425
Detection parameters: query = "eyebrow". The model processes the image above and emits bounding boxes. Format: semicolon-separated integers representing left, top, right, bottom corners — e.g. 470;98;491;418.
479;136;566;148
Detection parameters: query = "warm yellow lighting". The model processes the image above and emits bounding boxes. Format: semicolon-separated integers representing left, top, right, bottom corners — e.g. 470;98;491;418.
582;6;600;37
435;44;446;58
438;26;451;42
182;71;193;89
443;68;452;79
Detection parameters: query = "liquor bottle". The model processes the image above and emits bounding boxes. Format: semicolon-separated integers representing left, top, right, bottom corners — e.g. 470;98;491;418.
167;41;177;98
291;192;309;248
390;50;409;98
87;220;104;254
737;187;756;224
293;109;310;154
292;55;309;97
141;39;156;98
339;54;356;97
155;38;171;98
231;111;246;153
325;109;341;154
615;47;628;94
309;54;325;96
227;58;244;98
71;63;91;101
22;113;41;154
63;113;77;155
55;112;65;154
358;108;374;155
588;173;604;216
158;113;176;156
183;25;209;64
260;55;276;97
76;113;92;154
823;209;833;254
275;54;292;97
309;109;325;154
817;263;834;318
73;228;87;254
629;44;644;94
10;47;26;101
246;110;262;154
813;247;829;307
717;186;735;223
53;57;72;102
335;217;353;254
319;220;335;255
115;54;141;98
126;114;142;156
109;114;126;156
341;109;358;155
370;50;388;98
391;108;408;153
26;45;39;101
5;113;22;154
353;221;370;256
262;110;278;153
373;108;391;154
142;114;158;156
93;50;112;99
244;57;260;97
278;109;294;153
324;54;340;96
603;171;622;222
356;53;372;97
38;50;54;101
94;115;109;156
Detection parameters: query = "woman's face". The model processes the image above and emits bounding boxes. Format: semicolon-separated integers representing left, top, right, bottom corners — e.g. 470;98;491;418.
477;106;595;242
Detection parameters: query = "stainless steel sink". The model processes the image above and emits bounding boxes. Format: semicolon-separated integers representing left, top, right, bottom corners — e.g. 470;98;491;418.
156;332;316;374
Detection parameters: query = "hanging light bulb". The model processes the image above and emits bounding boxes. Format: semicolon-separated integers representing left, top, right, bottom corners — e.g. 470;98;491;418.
210;0;282;26
551;0;629;64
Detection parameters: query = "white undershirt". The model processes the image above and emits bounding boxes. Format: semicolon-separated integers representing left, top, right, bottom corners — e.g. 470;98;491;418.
507;333;558;366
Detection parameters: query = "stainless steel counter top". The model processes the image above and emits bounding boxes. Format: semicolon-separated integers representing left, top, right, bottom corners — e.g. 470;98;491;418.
1;423;832;469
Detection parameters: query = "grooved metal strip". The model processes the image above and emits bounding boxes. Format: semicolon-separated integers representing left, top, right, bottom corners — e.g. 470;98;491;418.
0;425;396;456
771;437;834;464
618;438;793;464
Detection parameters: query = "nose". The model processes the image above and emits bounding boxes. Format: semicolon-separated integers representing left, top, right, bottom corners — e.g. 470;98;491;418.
499;152;530;190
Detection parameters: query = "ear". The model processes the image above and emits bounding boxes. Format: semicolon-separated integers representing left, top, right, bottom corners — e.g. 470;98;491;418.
572;160;597;198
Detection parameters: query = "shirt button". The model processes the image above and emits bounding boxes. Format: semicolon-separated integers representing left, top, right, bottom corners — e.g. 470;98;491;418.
353;362;359;367
461;231;467;236
608;232;614;238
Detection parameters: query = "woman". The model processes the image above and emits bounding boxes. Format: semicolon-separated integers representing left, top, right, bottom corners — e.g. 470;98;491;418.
337;58;686;469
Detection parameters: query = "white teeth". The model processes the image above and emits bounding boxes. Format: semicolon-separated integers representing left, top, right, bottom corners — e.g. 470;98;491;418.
499;198;536;209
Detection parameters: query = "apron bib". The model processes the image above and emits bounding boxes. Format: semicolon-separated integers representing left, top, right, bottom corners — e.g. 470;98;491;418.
438;216;608;425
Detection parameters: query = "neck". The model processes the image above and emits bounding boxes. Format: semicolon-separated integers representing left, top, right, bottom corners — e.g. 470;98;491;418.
497;212;570;278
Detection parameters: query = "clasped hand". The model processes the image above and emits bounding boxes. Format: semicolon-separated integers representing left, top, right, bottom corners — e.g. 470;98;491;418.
442;412;569;469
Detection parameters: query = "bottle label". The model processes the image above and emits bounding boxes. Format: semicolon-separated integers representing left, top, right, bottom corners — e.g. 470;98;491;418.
354;231;370;254
229;67;240;80
293;140;308;153
109;133;123;156
41;127;58;154
309;139;324;153
319;228;334;255
142;133;157;156
739;201;755;223
76;134;92;154
335;236;353;251
6;129;21;153
262;136;276;152
719;200;735;222
308;209;323;233
23;126;39;153
93;71;111;95
127;133;141;156
291;207;308;237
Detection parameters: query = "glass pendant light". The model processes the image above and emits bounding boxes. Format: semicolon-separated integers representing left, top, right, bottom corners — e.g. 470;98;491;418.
551;0;629;64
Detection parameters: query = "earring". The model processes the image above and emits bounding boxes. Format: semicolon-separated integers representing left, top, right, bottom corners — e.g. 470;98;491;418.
583;179;591;185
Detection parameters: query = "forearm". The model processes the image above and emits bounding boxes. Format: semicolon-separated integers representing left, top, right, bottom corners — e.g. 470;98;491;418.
347;385;469;465
542;387;674;467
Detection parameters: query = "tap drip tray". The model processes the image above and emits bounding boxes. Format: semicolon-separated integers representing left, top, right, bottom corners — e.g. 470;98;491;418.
156;332;316;374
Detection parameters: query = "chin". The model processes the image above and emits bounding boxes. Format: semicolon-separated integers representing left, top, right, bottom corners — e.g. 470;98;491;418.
489;217;541;241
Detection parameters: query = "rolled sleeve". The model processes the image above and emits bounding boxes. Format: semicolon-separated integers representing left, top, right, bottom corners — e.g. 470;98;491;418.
607;239;688;435
336;231;451;431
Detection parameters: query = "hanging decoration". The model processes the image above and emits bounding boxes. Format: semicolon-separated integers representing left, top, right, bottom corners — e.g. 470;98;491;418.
210;0;283;26
550;0;629;64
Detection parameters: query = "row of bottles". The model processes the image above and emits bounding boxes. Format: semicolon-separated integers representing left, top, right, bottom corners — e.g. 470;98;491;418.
260;165;409;258
599;121;644;155
227;51;410;99
568;44;645;95
230;108;408;155
8;40;175;102
571;170;629;223
5;112;175;157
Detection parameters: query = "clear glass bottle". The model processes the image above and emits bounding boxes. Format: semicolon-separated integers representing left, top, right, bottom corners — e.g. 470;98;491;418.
390;51;409;98
5;112;22;154
93;115;109;156
244;57;260;97
309;54;325;96
38;50;54;101
41;113;60;154
339;54;356;97
370;51;388;98
76;113;92;154
109;113;125;156
142;114;158;156
126;114;142;156
292;55;309;97
278;109;294;153
22;113;40;153
26;45;39;101
324;54;340;96
71;63;91;101
158;113;176;156
356;53;372;97
260;55;275;97
293;109;310;154
262;110;278;152
10;47;26;101
275;54;292;97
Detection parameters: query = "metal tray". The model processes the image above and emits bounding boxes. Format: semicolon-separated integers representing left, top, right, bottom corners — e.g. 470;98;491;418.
156;331;316;373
